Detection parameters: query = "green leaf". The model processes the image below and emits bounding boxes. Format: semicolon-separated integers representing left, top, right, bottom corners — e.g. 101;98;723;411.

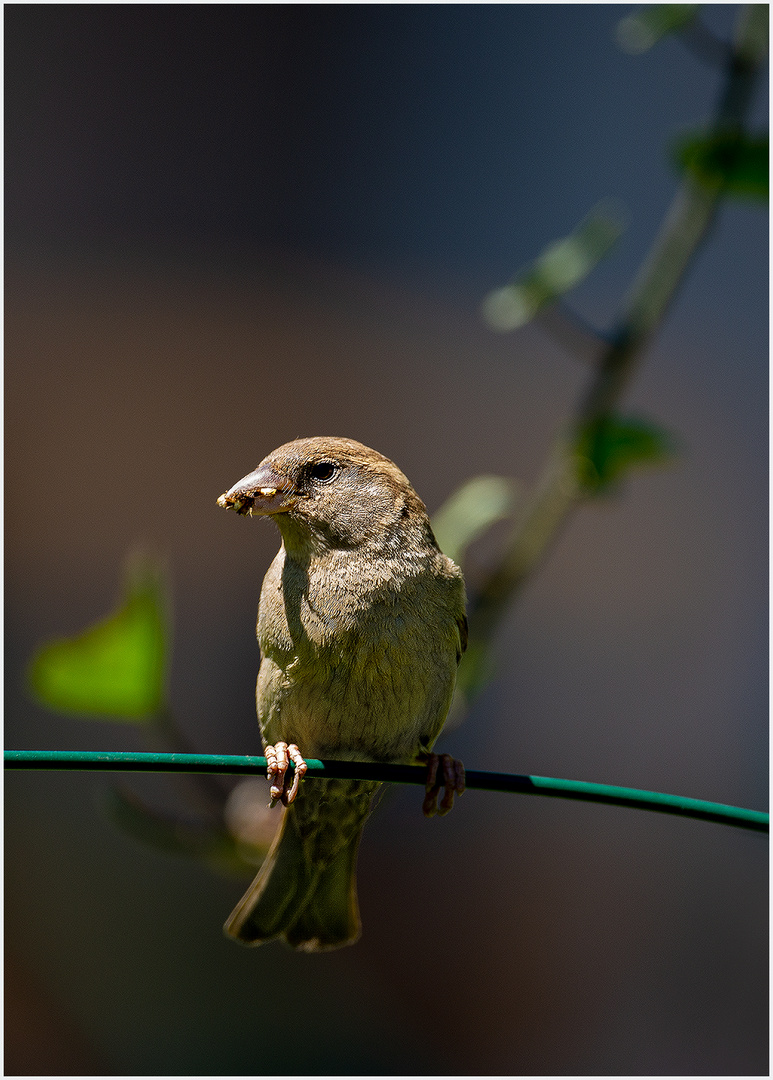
27;554;168;721
673;132;768;201
432;475;521;565
575;415;680;493
617;5;699;53
482;203;624;331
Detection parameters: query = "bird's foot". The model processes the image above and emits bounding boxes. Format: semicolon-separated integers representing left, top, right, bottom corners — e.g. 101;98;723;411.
265;742;308;806
422;753;465;817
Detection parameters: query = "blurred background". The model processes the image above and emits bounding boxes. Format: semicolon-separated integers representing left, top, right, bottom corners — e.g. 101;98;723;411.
5;4;767;1075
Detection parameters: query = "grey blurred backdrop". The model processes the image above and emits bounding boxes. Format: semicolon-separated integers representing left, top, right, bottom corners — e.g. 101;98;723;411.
5;5;767;1075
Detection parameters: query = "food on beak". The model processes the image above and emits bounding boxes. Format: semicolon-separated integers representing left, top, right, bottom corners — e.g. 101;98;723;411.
217;466;290;516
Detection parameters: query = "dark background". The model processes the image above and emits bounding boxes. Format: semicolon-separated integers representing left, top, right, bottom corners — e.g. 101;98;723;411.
6;4;767;1075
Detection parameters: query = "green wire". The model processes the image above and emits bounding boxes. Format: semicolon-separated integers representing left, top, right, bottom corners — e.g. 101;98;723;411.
5;749;767;832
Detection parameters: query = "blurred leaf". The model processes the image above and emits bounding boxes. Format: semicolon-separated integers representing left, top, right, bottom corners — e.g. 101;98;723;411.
736;4;769;66
482;203;624;331
453;638;497;703
617;5;699;53
673;132;768;200
105;786;263;879
28;554;168;721
432;475;521;565
575;415;680;493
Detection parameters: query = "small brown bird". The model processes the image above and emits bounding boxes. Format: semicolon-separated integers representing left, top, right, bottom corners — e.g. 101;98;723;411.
217;437;467;950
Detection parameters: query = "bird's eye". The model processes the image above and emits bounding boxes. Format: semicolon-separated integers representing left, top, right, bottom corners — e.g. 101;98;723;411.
308;461;337;483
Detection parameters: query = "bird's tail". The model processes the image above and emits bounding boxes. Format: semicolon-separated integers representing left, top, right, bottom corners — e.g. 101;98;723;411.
224;778;377;951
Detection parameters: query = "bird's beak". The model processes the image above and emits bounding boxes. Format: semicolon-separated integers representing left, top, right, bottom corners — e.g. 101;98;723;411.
217;464;293;516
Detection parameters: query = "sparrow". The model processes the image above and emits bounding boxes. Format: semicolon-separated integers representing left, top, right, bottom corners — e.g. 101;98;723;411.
217;437;467;950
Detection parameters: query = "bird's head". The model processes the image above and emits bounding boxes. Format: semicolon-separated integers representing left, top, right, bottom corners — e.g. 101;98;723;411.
217;436;436;557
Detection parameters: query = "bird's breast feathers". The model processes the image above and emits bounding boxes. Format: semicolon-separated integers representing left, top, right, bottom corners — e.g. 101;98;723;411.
255;545;464;760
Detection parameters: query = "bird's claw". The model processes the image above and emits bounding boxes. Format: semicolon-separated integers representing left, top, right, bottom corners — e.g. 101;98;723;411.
422;752;465;817
265;742;307;806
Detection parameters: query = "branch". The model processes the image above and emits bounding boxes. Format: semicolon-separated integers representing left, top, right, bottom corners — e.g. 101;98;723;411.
467;4;767;649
